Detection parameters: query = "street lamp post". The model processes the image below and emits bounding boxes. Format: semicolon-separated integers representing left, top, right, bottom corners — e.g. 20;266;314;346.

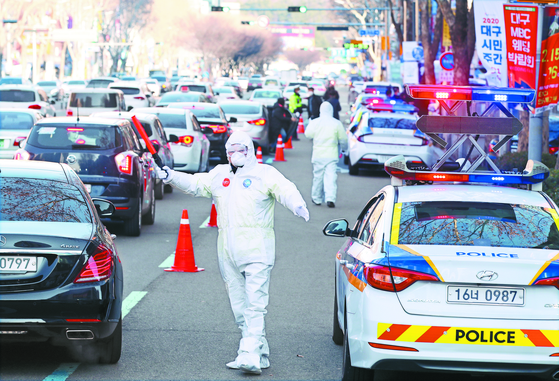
2;19;18;78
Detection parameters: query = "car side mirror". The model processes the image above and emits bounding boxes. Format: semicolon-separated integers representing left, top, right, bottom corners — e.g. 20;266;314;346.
151;140;161;152
215;91;220;95
92;198;116;217
202;127;214;135
17;138;27;148
49;99;56;105
323;219;351;237
228;117;237;123
168;134;179;143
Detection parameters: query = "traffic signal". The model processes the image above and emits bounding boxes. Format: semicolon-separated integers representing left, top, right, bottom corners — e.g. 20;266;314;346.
211;6;230;12
241;21;256;25
287;6;307;12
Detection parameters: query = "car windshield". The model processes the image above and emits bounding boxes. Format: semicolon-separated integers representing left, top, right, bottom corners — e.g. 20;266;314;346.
160;93;201;103
0;178;92;223
86;80;113;88
220;104;260;115
365;85;399;95
395;201;559;249
38;81;57;86
0;90;36;102
0;78;23;85
188;106;221;120
366;117;415;130
184;85;206;93
151;76;166;82
68;81;85;85
153;113;187;129
111;87;140;95
253;91;281;99
264;79;279;86
70;92;118;108
28;125;120;149
215;87;233;94
0;111;34;130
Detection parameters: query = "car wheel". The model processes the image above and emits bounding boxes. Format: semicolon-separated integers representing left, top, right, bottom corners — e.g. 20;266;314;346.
203;153;210;172
333;283;344;345
123;197;141;236
99;316;122;364
342;309;374;381
348;160;359;176
344;154;349;165
142;184;155;225
164;184;173;193
154;179;164;200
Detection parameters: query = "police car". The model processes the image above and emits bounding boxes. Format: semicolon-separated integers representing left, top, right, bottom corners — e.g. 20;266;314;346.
325;86;559;380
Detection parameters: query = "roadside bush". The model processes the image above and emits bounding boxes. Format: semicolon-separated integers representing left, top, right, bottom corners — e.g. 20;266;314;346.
544;170;559;206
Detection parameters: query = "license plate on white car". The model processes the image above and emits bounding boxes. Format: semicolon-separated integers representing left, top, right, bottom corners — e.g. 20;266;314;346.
447;286;525;306
0;256;37;273
376;155;393;163
84;184;92;193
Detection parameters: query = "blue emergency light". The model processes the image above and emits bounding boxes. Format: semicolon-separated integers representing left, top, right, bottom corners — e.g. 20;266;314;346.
366;103;418;114
406;85;535;104
385;155;549;185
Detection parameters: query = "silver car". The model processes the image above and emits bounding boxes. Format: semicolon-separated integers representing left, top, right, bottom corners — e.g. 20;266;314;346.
219;100;270;154
0;108;42;159
0;85;56;117
249;89;283;108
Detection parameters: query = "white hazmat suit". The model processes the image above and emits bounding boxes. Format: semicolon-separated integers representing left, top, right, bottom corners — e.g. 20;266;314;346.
304;102;348;206
157;131;309;374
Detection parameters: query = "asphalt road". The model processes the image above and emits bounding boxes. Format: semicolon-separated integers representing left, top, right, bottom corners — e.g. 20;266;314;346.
0;87;538;381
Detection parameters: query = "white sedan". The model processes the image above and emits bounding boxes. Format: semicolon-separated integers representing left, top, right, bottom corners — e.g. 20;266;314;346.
0;85;56;117
134;107;211;173
324;160;559;380
248;89;283;108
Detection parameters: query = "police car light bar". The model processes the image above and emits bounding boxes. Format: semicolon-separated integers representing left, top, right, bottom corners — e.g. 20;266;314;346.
406;85;535;103
366;103;418;114
384;155;549;185
416;116;523;136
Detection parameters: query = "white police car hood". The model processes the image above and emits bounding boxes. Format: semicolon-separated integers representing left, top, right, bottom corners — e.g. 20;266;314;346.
385;244;558;320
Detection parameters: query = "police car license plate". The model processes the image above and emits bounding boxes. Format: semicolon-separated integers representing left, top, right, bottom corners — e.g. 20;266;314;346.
447;286;524;306
84;184;92;193
0;256;37;273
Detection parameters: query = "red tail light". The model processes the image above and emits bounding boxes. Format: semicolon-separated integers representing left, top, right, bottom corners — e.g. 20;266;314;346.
28;104;41;110
206;125;227;134
534;277;559;290
172;135;194;146
67;109;73;116
115;153;133;174
357;133;372;142
13;137;26;147
133;96;146;100
180;86;189;92
14;150;30;160
364;265;439;292
549;147;559;155
66;319;101;323
247;118;266;126
74;244;114;283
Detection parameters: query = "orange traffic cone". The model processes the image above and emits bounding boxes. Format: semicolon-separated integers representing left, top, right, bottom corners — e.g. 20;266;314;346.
297;117;305;133
274;136;286;162
165;210;204;272
207;201;218;227
256;146;263;163
284;137;293;149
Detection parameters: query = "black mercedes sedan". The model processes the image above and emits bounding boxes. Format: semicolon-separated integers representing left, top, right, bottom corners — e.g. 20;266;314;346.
0;160;123;363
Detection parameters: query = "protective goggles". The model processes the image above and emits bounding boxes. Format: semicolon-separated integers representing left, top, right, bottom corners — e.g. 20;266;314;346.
227;144;248;156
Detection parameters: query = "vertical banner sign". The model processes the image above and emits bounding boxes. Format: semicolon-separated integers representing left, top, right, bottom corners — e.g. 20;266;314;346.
504;5;539;89
474;0;507;87
536;6;559;109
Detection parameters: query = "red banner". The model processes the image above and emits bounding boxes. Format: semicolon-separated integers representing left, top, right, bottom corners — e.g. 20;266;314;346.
536;6;559;109
503;5;539;89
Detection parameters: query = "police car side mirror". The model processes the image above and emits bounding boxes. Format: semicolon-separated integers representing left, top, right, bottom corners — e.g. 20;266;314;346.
323;219;350;237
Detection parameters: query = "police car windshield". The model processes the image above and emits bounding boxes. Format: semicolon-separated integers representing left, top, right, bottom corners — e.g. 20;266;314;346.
396;201;559;249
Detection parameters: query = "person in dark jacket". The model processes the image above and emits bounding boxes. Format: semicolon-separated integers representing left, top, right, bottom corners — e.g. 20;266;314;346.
269;98;296;153
326;90;342;120
307;87;322;120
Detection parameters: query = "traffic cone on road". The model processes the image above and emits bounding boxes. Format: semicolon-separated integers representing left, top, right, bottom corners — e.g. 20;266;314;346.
256;146;263;163
284;137;293;149
274;136;286;162
207;201;218;227
165;210;204;273
297;117;305;133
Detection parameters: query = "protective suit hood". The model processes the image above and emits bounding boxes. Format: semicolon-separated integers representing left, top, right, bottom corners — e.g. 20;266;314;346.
226;131;257;171
319;101;334;118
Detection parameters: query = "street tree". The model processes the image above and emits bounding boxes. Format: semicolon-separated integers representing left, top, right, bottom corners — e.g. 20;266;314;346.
284;50;324;72
435;0;476;85
419;0;443;84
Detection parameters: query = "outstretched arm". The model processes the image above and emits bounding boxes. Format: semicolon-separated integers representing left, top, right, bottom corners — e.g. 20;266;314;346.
265;167;309;221
157;166;214;198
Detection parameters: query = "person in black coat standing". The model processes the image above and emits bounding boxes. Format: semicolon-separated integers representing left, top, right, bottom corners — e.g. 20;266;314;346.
326;89;342;120
269;98;296;153
307;87;322;120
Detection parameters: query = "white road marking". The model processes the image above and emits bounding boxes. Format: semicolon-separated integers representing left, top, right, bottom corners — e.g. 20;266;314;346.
42;363;79;381
199;216;210;228
122;291;148;319
265;158;273;164
159;253;175;268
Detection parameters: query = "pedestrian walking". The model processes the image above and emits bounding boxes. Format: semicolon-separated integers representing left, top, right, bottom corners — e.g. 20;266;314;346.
326;90;342;120
156;131;309;375
307;87;322;120
269;98;296;153
304;102;347;208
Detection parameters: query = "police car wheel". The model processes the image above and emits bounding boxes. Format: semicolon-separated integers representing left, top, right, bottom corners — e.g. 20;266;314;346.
332;283;344;345
348;161;359;176
342;309;374;381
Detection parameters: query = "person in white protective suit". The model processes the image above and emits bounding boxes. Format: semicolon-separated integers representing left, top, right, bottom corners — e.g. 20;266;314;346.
304;101;348;208
155;131;309;375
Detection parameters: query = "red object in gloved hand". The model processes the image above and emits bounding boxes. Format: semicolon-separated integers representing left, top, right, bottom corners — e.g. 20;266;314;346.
131;115;164;168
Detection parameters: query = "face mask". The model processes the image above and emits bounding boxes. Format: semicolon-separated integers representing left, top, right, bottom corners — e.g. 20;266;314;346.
309;92;314;96
230;151;247;167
